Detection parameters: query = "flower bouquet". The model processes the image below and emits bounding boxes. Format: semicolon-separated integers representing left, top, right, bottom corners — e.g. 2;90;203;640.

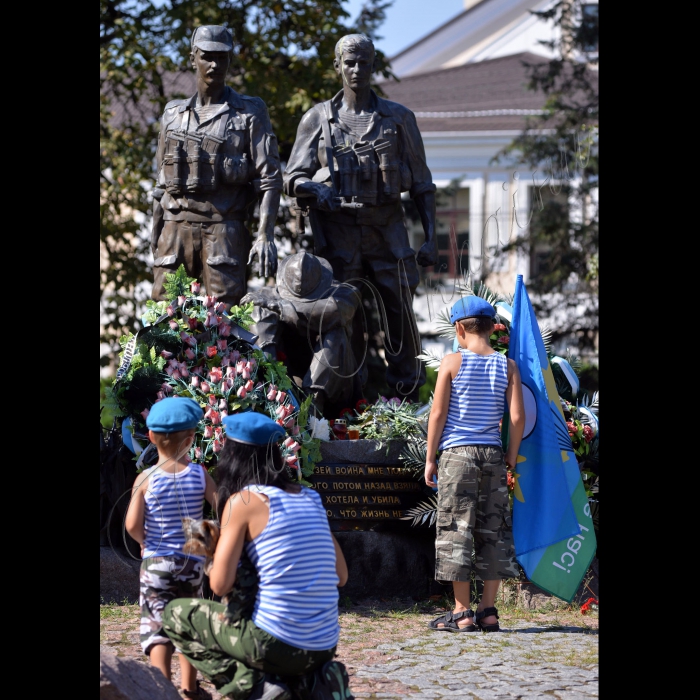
101;265;322;483
340;396;426;445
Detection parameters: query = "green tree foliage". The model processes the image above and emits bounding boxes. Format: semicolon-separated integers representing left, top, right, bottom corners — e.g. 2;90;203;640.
492;0;598;352
100;0;394;373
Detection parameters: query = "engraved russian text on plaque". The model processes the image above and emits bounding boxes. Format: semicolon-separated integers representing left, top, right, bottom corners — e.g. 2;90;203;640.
309;455;427;531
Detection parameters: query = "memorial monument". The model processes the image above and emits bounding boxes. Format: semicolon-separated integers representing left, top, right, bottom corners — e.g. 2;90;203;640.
283;33;438;403
241;250;362;417
149;25;283;309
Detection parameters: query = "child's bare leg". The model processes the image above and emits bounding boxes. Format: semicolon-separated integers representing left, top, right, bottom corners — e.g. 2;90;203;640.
476;579;501;625
434;580;473;629
179;653;198;692
149;642;174;680
452;580;472;614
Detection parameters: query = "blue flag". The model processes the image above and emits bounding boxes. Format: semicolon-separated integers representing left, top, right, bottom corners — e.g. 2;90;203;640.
508;275;596;602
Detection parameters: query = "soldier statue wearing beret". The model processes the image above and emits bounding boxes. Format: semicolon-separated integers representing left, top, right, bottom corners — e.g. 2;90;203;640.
150;25;283;308
283;33;437;401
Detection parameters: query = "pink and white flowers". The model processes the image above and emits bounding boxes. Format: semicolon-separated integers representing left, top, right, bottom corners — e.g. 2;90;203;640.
109;269;322;482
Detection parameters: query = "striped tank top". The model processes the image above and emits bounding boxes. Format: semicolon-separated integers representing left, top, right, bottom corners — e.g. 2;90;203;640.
142;463;206;559
245;485;340;651
439;349;509;450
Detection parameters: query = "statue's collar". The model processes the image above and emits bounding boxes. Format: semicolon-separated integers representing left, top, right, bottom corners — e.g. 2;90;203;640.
329;89;393;117
185;86;246;111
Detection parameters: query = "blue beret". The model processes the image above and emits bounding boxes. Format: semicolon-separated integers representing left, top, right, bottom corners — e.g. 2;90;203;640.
146;397;203;432
222;412;286;445
449;296;496;324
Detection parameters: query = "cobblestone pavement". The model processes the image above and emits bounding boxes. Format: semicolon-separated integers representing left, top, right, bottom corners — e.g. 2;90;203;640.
100;599;598;699
347;624;598;699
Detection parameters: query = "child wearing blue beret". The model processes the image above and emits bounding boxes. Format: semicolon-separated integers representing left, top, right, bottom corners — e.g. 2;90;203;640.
126;397;218;699
424;296;525;633
161;411;352;700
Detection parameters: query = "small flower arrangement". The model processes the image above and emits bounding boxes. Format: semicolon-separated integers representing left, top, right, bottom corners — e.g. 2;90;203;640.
490;322;510;354
101;265;322;483
346;396;424;443
580;597;598;614
565;412;594;458
560;398;598;458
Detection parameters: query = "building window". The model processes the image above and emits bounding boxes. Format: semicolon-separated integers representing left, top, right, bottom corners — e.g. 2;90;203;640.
421;187;469;280
579;4;599;53
528;185;569;280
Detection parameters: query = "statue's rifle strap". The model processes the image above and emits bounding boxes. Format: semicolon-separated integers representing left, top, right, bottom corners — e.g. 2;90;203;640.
321;101;339;197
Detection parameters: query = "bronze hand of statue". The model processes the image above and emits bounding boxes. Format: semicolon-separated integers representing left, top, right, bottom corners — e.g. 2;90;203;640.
297;182;340;212
248;236;279;279
416;238;438;267
240;290;279;313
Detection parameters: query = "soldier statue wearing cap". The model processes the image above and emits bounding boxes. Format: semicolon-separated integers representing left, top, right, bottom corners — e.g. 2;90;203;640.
241;250;362;416
150;25;283;308
283;33;438;402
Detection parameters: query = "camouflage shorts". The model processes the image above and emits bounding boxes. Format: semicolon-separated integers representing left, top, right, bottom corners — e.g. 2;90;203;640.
435;445;519;583
139;555;204;655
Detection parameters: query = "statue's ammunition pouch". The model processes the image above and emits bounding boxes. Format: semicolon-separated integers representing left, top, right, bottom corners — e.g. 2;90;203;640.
334;145;356;199
353;141;378;205
374;138;399;200
221;153;250;185
322;104;411;208
327;111;408;206
162;109;232;195
163;132;187;195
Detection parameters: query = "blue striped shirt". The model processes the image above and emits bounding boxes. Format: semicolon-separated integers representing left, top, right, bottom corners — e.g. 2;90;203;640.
439;349;509;450
142;463;206;560
245;485;340;650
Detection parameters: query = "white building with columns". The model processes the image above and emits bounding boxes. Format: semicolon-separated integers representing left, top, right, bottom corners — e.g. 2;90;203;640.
376;0;598;356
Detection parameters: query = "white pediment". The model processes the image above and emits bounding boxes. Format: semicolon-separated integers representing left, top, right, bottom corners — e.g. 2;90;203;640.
389;0;559;77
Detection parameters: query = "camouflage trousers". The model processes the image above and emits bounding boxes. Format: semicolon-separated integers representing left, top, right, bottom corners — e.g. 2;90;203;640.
435;445;519;583
162;553;336;699
139;555;204;655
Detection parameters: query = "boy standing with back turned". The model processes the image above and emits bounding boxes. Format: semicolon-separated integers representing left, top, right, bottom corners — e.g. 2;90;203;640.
424;296;525;632
126;396;218;698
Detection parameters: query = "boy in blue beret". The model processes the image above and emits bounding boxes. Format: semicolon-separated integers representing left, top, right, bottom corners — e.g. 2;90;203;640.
162;411;353;700
425;296;525;633
126;397;218;699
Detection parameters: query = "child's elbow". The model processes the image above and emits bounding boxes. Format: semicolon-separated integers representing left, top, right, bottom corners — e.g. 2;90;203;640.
511;409;525;427
209;573;235;597
336;557;349;587
124;517;140;540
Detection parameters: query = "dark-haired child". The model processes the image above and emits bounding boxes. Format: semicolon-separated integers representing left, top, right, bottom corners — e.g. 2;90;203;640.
425;296;525;633
125;396;218;699
161;411;351;700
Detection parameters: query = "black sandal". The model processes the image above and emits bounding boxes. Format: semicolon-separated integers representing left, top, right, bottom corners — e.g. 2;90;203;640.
180;681;213;700
475;606;500;632
428;609;476;632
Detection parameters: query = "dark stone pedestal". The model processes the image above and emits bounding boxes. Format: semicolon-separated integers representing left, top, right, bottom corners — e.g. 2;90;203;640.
334;526;443;601
314;439;442;599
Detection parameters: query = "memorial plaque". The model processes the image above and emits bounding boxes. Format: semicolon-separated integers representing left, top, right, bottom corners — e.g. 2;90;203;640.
309;454;427;531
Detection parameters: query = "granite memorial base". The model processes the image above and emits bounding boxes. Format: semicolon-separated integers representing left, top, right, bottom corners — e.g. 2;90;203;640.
312;439;443;599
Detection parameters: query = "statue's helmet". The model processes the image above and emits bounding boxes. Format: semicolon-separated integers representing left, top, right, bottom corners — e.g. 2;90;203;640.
277;251;334;301
191;25;233;52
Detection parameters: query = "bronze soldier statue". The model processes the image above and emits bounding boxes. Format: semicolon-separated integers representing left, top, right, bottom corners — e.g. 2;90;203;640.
150;25;282;308
283;33;437;402
241;250;362;416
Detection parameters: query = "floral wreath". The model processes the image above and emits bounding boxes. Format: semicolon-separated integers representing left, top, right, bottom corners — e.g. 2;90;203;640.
102;266;322;483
